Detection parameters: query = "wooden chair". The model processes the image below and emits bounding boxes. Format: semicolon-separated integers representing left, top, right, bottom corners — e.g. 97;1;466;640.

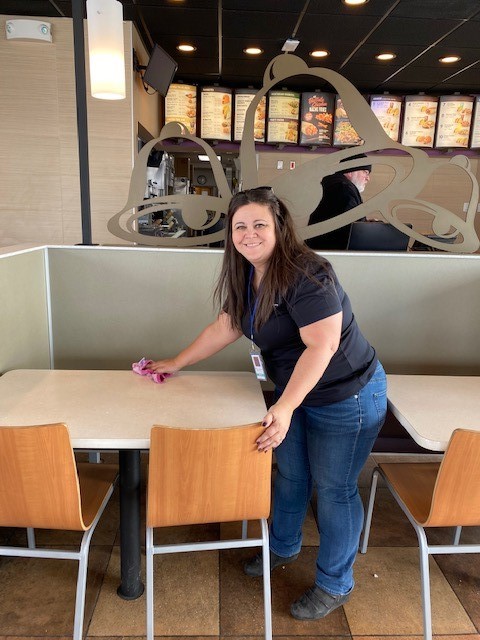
0;423;118;640
360;428;480;640
146;423;272;640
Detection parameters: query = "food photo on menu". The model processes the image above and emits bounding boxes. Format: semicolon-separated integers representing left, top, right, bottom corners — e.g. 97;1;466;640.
299;93;334;145
333;97;363;146
254;97;267;141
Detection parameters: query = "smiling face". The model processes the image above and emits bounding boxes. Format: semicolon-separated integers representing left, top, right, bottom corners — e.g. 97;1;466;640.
231;202;277;273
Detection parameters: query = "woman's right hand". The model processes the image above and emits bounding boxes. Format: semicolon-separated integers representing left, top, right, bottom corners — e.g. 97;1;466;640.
146;358;182;374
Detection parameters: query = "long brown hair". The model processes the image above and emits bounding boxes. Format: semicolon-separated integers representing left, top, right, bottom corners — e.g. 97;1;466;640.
214;187;333;331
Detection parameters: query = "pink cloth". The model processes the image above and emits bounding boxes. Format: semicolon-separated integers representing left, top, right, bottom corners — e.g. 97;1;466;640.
132;357;172;384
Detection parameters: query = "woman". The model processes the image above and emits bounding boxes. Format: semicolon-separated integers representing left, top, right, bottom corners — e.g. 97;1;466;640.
147;187;387;620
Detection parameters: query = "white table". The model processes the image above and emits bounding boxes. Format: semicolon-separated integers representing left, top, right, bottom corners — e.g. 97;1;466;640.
0;369;267;598
387;374;480;451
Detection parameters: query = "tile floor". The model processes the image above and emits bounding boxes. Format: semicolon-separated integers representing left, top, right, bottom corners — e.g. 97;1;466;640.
1;451;479;640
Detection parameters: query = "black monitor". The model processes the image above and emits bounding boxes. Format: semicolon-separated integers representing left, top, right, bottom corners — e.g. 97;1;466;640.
410;234;457;251
347;221;412;252
142;44;178;97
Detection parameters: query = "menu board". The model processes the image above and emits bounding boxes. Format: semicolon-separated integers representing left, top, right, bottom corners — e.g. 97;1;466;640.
299;93;334;146
165;83;197;135
370;95;403;142
401;96;438;147
266;90;300;144
234;90;266;142
200;87;232;140
434;95;474;149
333;96;363;146
469;96;480;149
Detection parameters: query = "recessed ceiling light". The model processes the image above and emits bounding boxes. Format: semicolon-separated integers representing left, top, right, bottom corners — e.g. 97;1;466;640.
376;53;396;61
177;44;196;53
343;0;369;5
439;55;461;63
244;47;263;55
310;50;329;58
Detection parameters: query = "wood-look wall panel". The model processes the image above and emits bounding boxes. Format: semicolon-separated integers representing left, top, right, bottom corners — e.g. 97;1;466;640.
0;17;160;248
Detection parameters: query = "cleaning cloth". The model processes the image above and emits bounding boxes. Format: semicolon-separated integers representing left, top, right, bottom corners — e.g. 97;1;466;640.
132;357;172;384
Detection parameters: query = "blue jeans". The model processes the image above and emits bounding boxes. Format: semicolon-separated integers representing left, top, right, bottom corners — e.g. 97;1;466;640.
270;361;387;596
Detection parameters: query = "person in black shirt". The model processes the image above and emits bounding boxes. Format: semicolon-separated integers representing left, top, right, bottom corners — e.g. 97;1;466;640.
307;153;372;250
147;187;387;621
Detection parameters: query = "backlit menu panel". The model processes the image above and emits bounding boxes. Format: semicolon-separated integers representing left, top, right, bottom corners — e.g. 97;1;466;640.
299;93;334;146
370;95;403;142
165;84;197;135
234;90;266;142
469;96;480;149
200;87;232;140
401;96;438;147
434;96;474;148
266;90;300;144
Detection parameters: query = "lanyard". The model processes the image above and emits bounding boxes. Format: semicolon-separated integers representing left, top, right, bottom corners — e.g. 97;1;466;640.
247;266;260;349
247;267;267;381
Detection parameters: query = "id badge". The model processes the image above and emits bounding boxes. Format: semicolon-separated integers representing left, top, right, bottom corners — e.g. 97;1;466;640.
250;346;267;381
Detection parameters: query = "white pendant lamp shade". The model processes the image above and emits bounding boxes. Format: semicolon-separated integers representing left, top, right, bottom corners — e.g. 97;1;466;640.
87;0;126;100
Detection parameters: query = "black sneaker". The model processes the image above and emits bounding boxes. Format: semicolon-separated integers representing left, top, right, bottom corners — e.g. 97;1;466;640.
290;584;350;620
243;550;299;577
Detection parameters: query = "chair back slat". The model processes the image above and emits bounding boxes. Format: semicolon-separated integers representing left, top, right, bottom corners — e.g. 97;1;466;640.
0;424;86;531
147;423;271;528
427;429;480;526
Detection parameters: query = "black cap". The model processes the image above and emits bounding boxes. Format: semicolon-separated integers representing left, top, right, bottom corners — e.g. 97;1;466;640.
337;153;372;174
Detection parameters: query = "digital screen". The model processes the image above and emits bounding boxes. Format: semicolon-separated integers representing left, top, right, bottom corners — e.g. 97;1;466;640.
143;44;178;97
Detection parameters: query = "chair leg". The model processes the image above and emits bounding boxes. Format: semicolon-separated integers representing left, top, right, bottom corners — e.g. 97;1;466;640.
360;468;379;553
26;527;36;549
146;527;155;640
416;526;433;640
453;526;462;545
241;520;248;540
72;482;116;640
260;518;272;640
73;530;95;640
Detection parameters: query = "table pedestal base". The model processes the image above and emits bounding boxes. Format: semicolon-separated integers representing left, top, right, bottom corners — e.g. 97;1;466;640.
117;449;144;600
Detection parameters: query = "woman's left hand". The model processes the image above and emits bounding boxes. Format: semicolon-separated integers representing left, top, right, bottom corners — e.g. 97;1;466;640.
256;402;293;452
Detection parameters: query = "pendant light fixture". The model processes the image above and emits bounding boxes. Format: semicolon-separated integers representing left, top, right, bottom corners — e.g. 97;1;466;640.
86;0;126;100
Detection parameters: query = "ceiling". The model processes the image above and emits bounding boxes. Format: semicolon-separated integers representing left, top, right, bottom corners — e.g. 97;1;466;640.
2;0;480;94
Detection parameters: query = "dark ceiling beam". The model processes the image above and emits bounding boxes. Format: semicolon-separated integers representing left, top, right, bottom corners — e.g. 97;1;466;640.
339;0;401;71
218;0;223;78
433;58;480;88
290;0;311;39
131;0;154;51
48;0;66;16
380;6;480;86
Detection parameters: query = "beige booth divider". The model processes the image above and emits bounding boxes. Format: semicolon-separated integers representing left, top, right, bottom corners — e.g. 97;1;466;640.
1;245;479;375
46;246;480;376
0;246;51;373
